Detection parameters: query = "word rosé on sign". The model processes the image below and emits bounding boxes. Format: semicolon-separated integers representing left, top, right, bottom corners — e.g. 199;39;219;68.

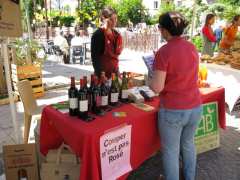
100;125;132;180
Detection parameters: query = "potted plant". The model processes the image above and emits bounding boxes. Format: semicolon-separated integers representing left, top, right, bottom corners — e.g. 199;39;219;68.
10;38;46;98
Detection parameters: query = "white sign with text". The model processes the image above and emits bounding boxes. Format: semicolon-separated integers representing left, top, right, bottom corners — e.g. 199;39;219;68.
100;125;132;180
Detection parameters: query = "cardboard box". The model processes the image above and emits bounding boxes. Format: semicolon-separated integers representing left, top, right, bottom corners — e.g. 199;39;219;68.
3;143;39;180
195;102;220;154
0;0;22;38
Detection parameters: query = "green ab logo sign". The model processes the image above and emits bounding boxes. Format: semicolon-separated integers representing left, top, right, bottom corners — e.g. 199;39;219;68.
195;102;218;138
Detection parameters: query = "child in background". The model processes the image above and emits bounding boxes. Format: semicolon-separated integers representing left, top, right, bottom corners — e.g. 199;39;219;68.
220;15;240;54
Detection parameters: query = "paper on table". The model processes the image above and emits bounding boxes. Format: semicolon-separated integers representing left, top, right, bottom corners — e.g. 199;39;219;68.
51;101;69;113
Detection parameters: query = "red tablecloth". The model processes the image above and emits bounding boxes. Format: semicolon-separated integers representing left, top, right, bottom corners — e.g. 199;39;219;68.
40;87;225;180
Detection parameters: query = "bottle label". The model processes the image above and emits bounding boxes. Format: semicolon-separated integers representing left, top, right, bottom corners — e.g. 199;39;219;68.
69;98;78;109
121;90;129;99
96;95;101;107
111;93;119;103
79;100;88;112
101;96;108;106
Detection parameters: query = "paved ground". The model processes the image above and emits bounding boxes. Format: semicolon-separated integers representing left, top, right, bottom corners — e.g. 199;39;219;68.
1;49;240;179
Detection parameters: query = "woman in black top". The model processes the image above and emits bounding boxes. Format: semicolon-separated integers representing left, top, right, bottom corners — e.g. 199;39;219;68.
91;7;123;79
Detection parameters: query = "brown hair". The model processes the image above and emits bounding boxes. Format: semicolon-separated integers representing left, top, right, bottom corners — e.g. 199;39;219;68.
158;11;188;36
100;7;117;22
205;13;215;26
232;15;240;23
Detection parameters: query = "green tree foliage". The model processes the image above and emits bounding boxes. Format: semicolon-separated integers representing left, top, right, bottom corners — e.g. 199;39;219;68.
77;0;110;26
215;0;240;21
110;0;150;26
158;2;175;15
218;0;240;6
21;0;44;31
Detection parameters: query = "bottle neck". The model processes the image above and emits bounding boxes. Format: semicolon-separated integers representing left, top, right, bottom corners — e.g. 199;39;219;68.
80;79;84;89
70;77;75;88
90;75;95;87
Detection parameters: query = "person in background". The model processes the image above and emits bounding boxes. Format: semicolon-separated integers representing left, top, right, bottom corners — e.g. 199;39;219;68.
53;30;69;63
70;31;85;64
64;28;74;46
91;7;123;78
127;19;134;32
202;14;216;57
213;25;223;50
220;15;240;54
71;30;85;47
150;12;202;180
87;24;94;38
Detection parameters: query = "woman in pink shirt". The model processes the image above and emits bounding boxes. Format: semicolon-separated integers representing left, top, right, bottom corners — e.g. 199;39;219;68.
150;12;202;180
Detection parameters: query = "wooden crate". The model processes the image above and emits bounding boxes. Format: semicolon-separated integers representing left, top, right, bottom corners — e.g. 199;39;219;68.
128;73;146;87
11;64;44;98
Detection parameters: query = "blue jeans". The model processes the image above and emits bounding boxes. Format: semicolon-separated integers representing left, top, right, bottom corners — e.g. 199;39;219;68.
158;105;202;180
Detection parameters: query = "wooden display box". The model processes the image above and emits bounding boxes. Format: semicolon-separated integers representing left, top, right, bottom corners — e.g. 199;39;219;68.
11;64;44;98
130;73;146;87
195;102;220;154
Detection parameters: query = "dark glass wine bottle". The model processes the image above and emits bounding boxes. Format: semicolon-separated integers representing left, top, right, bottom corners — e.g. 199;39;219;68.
100;72;109;109
68;76;78;116
109;73;119;106
78;79;89;120
120;71;129;102
92;76;104;115
88;74;95;112
18;168;28;180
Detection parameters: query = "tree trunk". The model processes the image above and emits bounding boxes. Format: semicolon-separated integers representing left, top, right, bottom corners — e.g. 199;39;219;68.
44;0;49;39
58;0;61;10
77;0;80;9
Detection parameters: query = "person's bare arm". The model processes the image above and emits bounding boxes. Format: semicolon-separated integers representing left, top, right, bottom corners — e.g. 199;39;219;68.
149;70;166;93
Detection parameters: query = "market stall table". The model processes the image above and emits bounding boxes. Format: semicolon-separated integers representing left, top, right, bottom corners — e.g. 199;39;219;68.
40;87;225;180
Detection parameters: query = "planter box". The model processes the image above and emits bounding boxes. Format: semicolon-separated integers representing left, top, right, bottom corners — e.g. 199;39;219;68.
11;64;44;98
195;102;220;154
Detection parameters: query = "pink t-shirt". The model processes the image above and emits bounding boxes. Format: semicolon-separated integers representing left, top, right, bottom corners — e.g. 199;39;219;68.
153;37;201;109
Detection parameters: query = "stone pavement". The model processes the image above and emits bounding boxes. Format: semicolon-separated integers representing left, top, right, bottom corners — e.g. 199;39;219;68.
0;49;240;179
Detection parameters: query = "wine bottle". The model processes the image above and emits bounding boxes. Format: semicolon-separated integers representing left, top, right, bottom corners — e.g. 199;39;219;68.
100;72;109;109
92;76;104;115
120;71;129;102
78;79;89;120
68;76;78;116
109;73;119;106
88;74;95;111
18;168;28;180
